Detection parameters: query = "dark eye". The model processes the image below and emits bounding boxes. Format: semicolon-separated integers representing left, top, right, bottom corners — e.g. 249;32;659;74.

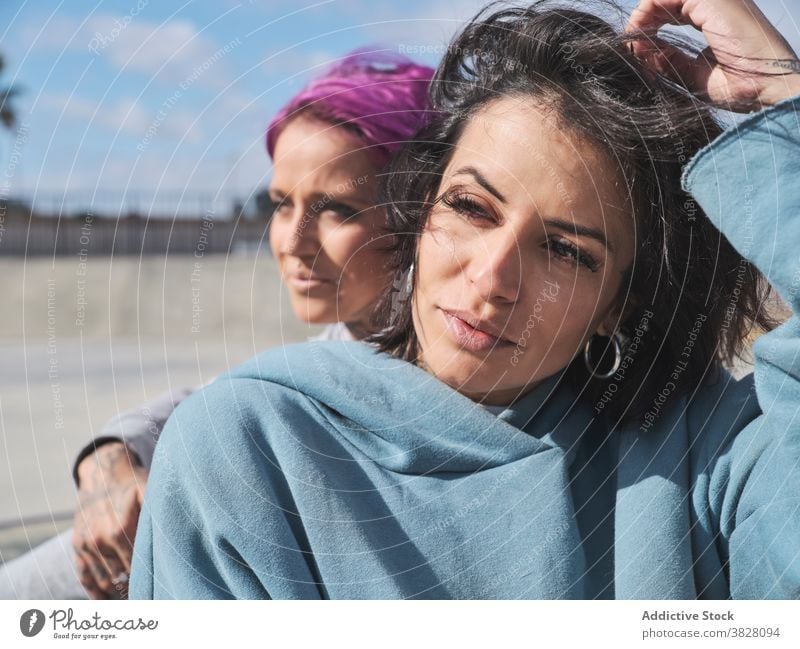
272;198;291;216
321;202;359;221
441;191;494;222
549;238;598;272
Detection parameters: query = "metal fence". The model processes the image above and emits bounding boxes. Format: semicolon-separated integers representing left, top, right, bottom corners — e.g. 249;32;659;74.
0;195;273;256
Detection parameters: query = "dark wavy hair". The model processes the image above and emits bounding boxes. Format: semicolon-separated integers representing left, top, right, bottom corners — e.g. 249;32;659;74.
365;0;782;428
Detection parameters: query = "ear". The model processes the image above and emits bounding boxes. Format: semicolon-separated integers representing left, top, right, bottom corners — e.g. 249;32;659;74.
596;298;635;337
596;312;619;338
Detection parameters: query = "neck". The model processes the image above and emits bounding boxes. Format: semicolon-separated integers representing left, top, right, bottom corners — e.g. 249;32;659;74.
414;357;566;408
343;320;372;340
461;379;545;408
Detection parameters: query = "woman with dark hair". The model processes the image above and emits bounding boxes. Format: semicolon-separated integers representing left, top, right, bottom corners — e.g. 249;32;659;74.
131;0;800;599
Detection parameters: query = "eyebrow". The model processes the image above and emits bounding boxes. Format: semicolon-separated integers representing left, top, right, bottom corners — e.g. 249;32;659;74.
544;217;613;253
452;166;508;204
450;165;613;253
269;188;369;209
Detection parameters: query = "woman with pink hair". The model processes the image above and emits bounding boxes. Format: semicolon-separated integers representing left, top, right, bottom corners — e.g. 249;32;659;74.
0;48;434;600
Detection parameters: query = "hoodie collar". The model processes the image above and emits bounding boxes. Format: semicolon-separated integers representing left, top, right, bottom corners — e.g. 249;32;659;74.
234;341;595;474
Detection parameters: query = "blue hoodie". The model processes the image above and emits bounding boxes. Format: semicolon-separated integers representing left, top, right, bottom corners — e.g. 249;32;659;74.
130;94;800;599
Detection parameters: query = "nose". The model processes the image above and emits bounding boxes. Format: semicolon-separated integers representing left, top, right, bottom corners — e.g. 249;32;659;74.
279;205;320;257
465;228;522;304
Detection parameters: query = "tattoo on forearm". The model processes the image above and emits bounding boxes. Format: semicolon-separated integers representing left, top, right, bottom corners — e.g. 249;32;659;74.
772;59;800;73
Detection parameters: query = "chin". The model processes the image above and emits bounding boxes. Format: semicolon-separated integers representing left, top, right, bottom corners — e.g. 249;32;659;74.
289;300;334;324
429;350;503;393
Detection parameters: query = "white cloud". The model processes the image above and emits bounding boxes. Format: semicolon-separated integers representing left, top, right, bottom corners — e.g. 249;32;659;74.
42;92;146;135
20;13;84;51
88;16;233;88
24;12;237;90
41;92;203;143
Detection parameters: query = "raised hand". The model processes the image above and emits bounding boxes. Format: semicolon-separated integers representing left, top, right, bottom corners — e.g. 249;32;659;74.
626;0;800;110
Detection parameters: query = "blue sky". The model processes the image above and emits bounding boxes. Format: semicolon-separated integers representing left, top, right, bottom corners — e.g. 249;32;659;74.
0;0;798;215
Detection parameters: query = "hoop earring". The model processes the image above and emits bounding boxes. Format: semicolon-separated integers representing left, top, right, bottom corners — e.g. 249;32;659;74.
584;331;623;379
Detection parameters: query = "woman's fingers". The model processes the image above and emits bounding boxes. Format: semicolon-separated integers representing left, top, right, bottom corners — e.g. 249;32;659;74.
74;548;108;600
628;0;795;61
72;526;104;598
83;541;112;591
625;0;703;66
73;513;131;596
635;35;715;94
626;0;694;33
625;0;800;108
83;540;128;596
96;544;131;598
107;525;135;574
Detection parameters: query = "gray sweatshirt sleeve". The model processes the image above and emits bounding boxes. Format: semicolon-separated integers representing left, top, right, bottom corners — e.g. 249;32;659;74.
72;386;196;488
74;324;350;488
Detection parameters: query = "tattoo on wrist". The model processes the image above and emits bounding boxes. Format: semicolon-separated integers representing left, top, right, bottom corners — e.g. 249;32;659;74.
772;59;800;73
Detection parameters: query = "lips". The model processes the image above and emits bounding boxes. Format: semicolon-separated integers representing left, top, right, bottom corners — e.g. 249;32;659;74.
285;267;334;291
291;272;330;282
440;308;515;352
